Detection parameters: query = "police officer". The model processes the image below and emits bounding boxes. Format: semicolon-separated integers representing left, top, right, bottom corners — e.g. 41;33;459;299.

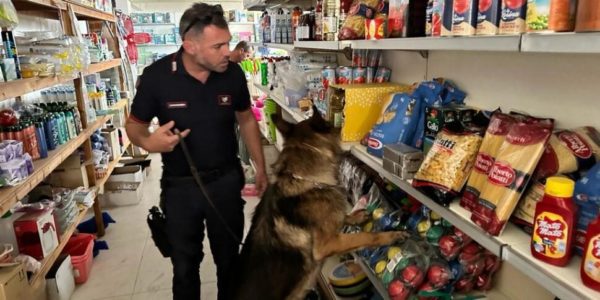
125;3;268;300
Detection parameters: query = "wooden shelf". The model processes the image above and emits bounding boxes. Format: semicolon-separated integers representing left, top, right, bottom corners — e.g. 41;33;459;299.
29;204;92;285
13;0;116;22
83;59;122;76
0;59;122;102
0;116;110;216
94;140;131;188
0;75;77;102
111;99;128;111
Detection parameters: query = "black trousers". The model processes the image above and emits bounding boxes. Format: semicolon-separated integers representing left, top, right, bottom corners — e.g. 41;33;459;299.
161;166;245;300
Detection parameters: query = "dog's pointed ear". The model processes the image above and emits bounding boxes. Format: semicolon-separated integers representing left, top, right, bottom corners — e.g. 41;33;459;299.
271;113;293;136
309;106;331;133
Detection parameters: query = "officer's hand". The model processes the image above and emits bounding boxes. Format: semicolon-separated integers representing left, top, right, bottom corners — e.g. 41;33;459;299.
146;121;190;152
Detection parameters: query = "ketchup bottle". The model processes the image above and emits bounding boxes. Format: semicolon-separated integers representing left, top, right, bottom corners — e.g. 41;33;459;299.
581;213;600;291
531;177;577;266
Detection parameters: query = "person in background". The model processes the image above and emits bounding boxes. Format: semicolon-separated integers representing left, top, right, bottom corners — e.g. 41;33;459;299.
125;3;268;300
229;40;251;63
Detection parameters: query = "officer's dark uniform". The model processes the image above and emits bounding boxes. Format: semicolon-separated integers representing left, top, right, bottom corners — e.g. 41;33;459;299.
130;49;250;300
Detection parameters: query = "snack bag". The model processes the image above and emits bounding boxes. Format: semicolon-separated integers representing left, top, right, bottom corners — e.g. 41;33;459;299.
338;0;382;40
461;113;517;211
368;93;422;157
413;129;483;206
471;119;554;236
535;126;600;179
573;163;600;255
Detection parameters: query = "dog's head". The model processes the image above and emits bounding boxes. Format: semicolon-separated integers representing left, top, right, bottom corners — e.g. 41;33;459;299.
271;108;341;194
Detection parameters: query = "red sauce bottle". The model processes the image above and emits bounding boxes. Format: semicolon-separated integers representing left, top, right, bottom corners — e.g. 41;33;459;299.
581;213;600;291
531;177;577;267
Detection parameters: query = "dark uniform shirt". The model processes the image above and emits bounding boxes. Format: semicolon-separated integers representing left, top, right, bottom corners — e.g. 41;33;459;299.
130;49;251;176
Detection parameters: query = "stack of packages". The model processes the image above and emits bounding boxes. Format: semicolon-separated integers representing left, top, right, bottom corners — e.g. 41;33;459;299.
339;157;502;299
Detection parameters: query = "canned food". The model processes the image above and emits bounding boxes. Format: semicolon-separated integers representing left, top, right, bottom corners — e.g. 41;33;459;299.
337;66;353;84
366;67;375;83
353;67;367;84
321;66;336;89
374;67;391;83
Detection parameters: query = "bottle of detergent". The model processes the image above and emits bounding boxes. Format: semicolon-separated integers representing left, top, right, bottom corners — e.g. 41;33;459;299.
581;213;600;291
531;177;577;266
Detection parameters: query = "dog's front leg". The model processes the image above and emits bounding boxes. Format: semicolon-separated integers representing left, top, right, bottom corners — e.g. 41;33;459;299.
314;231;409;261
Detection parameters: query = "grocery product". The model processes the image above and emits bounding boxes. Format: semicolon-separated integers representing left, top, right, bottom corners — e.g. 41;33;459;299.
512;180;545;231
413;129;483;206
368;93;422;157
338;0;381;40
365;14;388;39
472;119;554;236
452;0;479;35
531;177;577;266
337;66;353;84
549;0;577;31
461;113;517;211
499;0;528;34
442;0;455;36
575;0;600;32
574;163;600;255
431;0;445;36
388;0;429;38
426;0;435;36
0;0;19;28
581;209;600;292
535;127;600;179
526;0;550;31
477;0;503;35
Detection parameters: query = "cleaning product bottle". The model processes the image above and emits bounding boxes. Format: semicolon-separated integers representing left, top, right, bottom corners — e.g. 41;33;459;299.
531;177;577;266
581;212;600;291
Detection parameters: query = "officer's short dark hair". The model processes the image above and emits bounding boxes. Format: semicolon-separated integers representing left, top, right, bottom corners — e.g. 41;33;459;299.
179;3;228;39
234;41;249;52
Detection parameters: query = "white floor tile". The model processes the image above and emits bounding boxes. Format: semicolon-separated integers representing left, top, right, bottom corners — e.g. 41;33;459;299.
133;237;173;293
201;281;218;300
131;288;172;300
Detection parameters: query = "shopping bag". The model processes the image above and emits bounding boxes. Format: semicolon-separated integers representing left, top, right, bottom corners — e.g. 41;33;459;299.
147;206;171;257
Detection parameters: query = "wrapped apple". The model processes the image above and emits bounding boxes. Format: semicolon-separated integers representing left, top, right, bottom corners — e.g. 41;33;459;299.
438;235;462;260
388;279;412;300
426;259;453;289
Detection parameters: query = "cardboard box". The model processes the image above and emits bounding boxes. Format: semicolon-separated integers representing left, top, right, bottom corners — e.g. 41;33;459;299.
101;128;121;160
107;165;143;184
14;209;59;260
0;264;28;300
102;181;144;206
383;158;417;180
57;153;84;169
383;143;424;172
46;255;75;300
47;165;90;188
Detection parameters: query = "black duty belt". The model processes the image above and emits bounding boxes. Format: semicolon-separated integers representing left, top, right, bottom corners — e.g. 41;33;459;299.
161;164;239;187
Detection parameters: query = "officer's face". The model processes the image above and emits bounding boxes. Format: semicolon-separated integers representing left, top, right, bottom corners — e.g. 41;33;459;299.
186;25;232;72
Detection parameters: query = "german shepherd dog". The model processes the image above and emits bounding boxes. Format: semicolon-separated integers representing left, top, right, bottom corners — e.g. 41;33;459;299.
232;111;409;300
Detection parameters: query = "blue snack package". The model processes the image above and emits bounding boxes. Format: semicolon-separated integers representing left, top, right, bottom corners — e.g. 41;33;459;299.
441;80;466;105
574;163;600;255
367;93;422;157
415;81;445;107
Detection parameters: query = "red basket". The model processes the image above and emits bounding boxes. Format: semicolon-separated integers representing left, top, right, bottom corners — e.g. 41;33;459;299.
62;233;95;284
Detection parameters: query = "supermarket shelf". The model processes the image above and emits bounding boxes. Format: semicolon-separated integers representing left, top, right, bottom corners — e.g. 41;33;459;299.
29;204;92;285
111;98;128;111
502;231;600;300
133;23;176;26
295;40;342;50
13;0;116;22
0;116;110;217
0;59;122;102
253;83;308;123
258;43;295;51
229;22;256;26
83;59;122;76
342;36;521;52
349;145;507;256
94;140;132;188
352;253;390;300
0;75;77;102
521;32;600;54
350;144;600;300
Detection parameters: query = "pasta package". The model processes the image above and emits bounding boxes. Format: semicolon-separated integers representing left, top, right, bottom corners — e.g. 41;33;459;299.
471;120;554;236
535;126;600;179
460;113;517;211
413;129;483;206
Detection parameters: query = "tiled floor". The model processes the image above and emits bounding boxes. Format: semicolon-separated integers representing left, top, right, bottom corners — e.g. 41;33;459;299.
71;154;260;300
